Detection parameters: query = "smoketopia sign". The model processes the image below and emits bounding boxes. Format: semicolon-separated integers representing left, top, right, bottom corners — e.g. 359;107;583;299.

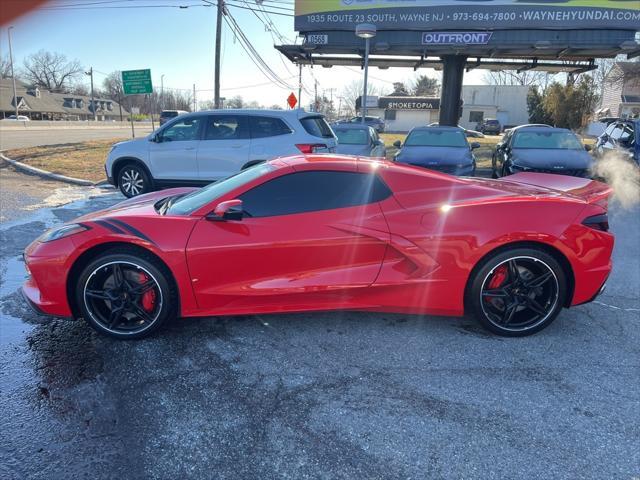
294;0;640;32
380;97;440;110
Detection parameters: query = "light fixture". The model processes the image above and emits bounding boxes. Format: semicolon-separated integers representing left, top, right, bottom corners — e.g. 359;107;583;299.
356;23;377;39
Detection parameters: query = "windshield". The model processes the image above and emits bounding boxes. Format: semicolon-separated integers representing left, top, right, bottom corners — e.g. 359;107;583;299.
405;130;468;148
335;129;368;145
512;131;583;150
167;163;275;215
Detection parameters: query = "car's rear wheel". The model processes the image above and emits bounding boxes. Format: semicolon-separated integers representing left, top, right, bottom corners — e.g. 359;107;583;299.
75;249;177;339
118;163;151;198
467;248;567;337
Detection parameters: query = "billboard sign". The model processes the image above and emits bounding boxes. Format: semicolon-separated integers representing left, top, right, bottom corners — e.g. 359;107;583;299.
357;96;441;110
295;1;640;32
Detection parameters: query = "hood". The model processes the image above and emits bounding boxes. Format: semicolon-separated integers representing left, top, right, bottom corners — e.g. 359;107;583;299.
74;187;197;223
336;144;371;156
511;148;593;169
396;146;473;167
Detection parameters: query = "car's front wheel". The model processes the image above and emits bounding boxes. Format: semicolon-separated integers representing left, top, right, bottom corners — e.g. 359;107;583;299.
75;248;178;339
118;163;151;198
466;248;567;337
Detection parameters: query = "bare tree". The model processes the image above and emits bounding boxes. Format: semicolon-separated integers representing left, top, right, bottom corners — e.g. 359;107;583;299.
340;80;382;117
21;50;83;92
0;54;12;79
483;69;549;87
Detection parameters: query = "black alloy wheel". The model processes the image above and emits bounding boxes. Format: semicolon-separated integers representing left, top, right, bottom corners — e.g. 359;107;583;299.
76;249;177;339
467;249;567;336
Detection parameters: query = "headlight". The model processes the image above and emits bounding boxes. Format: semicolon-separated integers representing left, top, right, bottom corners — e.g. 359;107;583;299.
39;223;90;242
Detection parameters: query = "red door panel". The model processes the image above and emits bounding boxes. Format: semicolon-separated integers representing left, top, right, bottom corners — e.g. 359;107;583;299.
186;203;389;313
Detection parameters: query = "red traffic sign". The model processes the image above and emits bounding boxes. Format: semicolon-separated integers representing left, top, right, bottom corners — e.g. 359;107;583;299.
287;92;297;109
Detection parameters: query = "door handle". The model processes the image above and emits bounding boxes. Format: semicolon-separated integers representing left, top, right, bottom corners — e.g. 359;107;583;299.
231;144;243;148
185;146;196;151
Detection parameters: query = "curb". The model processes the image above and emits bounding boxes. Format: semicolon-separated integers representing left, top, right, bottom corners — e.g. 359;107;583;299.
0;153;101;187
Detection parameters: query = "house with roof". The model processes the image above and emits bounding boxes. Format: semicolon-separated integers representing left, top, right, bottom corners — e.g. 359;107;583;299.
0;78;127;121
598;62;640;120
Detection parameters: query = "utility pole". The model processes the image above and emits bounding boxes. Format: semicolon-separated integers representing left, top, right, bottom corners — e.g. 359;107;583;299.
86;67;97;121
297;64;302;109
214;0;224;108
8;26;19;119
314;79;318;112
160;74;165;111
193;84;197;112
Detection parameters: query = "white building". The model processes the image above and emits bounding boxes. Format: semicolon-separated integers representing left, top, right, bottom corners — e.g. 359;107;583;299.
357;85;529;132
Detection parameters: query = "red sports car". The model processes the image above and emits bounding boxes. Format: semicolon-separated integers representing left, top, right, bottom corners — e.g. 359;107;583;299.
23;156;613;339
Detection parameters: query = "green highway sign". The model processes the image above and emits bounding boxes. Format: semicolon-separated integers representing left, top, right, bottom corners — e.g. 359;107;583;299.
122;69;153;95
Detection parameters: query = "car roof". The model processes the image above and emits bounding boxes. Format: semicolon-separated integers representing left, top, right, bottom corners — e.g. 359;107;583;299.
410;126;464;132
187;109;324;118
332;123;371;130
513;126;571;133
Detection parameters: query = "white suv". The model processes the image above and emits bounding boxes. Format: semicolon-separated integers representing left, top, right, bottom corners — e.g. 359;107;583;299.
105;109;337;197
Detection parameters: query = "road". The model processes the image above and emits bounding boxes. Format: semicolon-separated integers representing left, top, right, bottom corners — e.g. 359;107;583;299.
0;171;639;479
0;125;154;150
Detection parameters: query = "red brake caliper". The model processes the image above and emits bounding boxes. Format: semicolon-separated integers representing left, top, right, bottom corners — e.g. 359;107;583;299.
137;272;156;312
485;265;508;302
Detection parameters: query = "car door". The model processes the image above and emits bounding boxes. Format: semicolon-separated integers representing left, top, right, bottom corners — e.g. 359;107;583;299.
149;116;203;180
196;114;250;181
248;115;294;160
185;169;391;312
495;130;512;175
370;128;385;157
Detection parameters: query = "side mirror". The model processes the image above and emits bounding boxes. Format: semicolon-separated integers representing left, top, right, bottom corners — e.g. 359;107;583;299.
470;142;481;150
584;144;592;152
208;199;244;221
393;140;402;148
150;132;161;142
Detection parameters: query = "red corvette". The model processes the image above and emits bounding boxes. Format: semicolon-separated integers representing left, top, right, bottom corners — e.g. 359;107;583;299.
23;155;613;339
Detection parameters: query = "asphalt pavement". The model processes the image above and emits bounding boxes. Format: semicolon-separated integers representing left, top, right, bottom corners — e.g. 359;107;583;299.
0;125;153;150
0;172;638;479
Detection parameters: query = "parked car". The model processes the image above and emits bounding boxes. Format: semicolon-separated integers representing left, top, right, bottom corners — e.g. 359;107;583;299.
333;124;386;157
24;155;613;339
106;109;337;197
159;109;188;126
594;118;639;164
477;118;502;135
492;126;593;178
6;115;30;121
428;122;484;138
393;126;479;176
345;115;385;133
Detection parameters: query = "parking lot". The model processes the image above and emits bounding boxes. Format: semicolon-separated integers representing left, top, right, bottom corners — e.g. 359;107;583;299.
1;168;638;479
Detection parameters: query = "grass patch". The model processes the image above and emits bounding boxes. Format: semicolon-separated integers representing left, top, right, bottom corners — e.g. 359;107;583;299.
4;139;125;182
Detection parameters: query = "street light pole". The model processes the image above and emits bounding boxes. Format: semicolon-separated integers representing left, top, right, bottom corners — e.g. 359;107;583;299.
214;0;224;108
355;23;376;124
8;26;19;120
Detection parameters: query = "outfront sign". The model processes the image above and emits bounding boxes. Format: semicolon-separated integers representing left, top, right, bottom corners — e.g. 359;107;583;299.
122;69;153;95
422;32;492;45
294;1;640;32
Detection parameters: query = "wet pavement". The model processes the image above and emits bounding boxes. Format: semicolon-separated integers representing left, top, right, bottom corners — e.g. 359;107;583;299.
0;174;639;479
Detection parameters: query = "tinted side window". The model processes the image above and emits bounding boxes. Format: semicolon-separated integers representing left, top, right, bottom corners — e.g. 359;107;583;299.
203;115;249;140
239;171;391;218
300;116;334;138
250;116;292;138
161;117;202;142
609;124;624;140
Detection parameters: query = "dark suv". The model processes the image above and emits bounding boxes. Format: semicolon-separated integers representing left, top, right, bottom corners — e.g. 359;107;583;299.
159;109;188;126
477;118;502;135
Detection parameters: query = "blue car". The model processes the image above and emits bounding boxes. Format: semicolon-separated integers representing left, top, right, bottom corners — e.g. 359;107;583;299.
393;126;479;176
595;118;639;164
333;124;387;157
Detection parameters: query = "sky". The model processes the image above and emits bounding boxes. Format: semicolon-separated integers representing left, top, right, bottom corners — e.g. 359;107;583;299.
0;0;487;109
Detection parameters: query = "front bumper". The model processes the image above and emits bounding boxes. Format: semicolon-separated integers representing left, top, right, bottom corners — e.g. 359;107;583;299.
509;165;591;178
